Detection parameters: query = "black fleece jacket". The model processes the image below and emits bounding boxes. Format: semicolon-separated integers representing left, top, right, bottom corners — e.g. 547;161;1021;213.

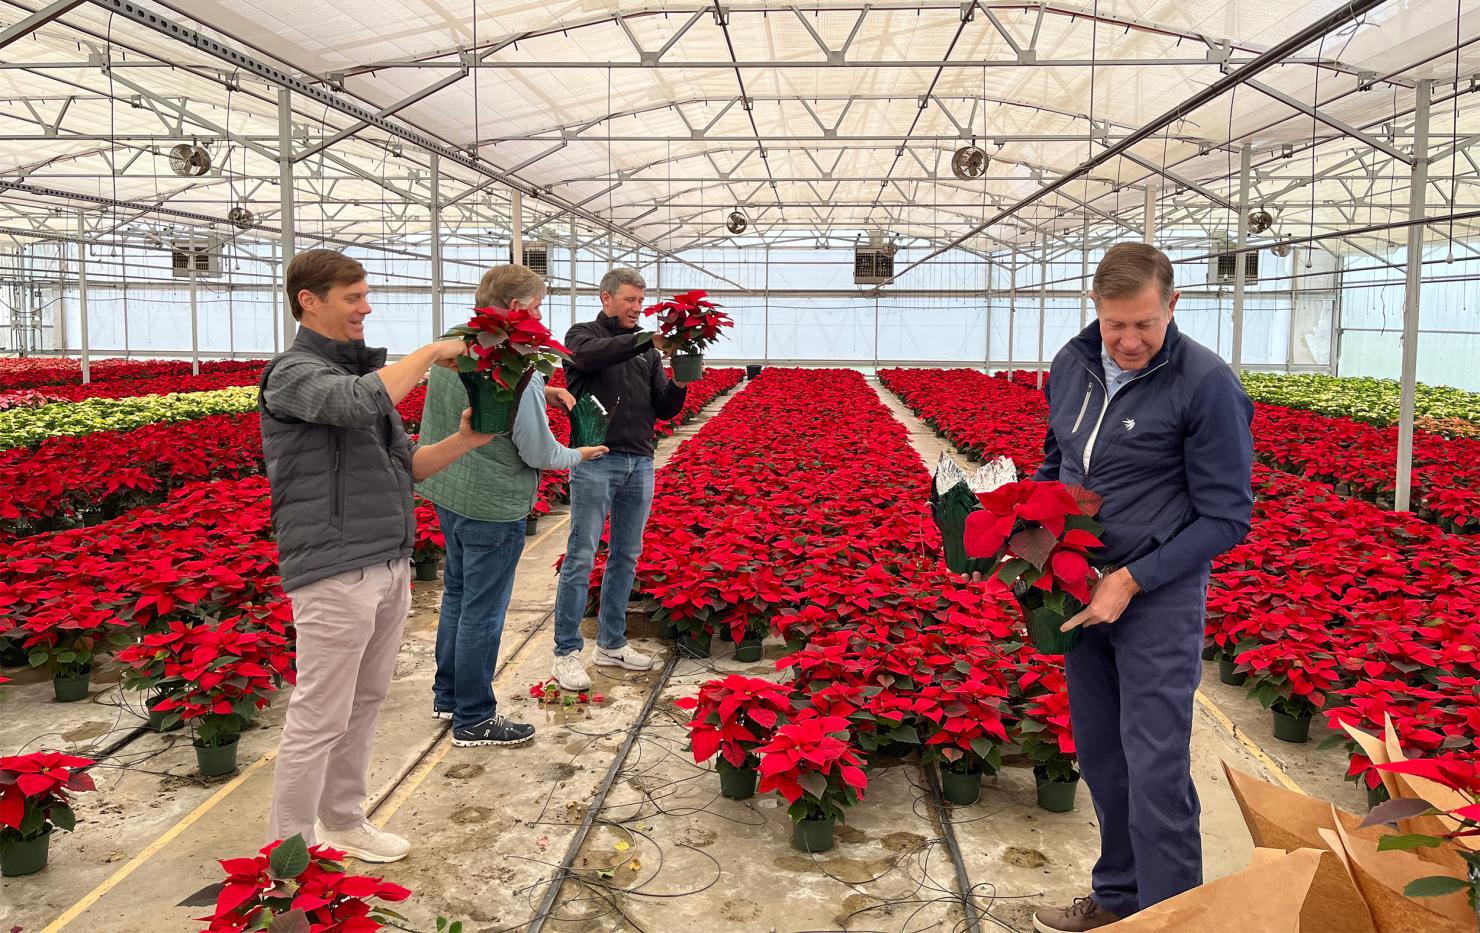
563;312;688;457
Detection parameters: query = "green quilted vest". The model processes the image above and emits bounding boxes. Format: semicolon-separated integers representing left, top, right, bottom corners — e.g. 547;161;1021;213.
414;365;539;522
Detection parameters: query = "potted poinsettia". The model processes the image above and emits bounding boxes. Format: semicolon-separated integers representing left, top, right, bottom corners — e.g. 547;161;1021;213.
149;619;295;777
199;834;413;932
1238;633;1340;744
443;305;570;434
674;675;795;800
643;289;733;383
116;619;196;733
12;606;132;702
756;711;868;853
412;497;444;581
0;751;95;876
1014;667;1081;811
962;481;1105;655
918;674;1013;806
1366;753;1480;919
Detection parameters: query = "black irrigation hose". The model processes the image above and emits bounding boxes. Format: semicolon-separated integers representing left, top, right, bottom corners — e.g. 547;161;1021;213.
925;763;983;933
524;651;680;933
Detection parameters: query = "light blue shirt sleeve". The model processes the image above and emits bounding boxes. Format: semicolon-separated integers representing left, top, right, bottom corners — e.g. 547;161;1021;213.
511;372;583;471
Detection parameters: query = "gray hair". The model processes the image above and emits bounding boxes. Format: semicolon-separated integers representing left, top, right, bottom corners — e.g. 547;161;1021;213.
600;267;646;296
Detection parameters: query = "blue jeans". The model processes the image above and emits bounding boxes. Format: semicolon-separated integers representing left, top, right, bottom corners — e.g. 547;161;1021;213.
553;452;654;657
1067;572;1209;917
431;506;526;729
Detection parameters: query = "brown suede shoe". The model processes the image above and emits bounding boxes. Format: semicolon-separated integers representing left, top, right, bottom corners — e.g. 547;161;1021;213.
1032;896;1124;932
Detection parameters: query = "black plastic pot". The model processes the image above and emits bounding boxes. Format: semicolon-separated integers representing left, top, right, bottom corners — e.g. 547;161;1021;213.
52;668;92;703
677;632;712;659
719;765;758;800
1218;656;1247;686
195;736;241;777
413;558;440;582
792;815;835;853
940;767;981;806
733;638;764;663
1272;710;1312;744
1036;775;1080;813
671;354;704;383
0;828;51;877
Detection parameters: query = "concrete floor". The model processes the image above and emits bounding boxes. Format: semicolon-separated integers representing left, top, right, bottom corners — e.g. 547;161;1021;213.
0;375;1362;933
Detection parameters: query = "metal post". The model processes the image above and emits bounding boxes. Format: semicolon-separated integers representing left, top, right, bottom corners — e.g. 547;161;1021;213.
1286;250;1297;373
1143;184;1157;245
77;211;89;383
763;244;770;364
1331;254;1344;375
1396;79;1432;513
1037;234;1047;388
1080;213;1090;328
1231;143;1251;373
873;295;880;369
430;154;443;337
569;223;578;332
189;261;199;375
271;242;280;353
511;190;523;266
278;88;297;348
122;281;129;358
1007;260;1016;376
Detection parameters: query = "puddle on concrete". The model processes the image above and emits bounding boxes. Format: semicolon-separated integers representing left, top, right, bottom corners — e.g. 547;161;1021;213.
835;822;867;844
61;720;111;742
547;761;579;781
444;762;485;780
772;853;899;883
1002;846;1051;869
881;831;927;852
450;805;496;825
679;826;718;848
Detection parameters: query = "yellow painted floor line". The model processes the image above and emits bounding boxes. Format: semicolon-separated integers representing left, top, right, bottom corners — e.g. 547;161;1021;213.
1195;689;1305;795
42;750;278;933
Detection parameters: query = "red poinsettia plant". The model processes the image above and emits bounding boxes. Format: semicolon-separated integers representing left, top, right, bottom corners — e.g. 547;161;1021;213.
12;605;132;680
675;675;795;775
413;498;444;564
0;752;95;849
444;305;570;399
756;711;868;824
917;674;1013;775
643;290;733;355
1014;666;1079;784
200;834;414;932
129;617;295;748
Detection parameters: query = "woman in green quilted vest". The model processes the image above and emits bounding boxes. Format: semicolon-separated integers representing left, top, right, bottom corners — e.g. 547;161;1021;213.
417;264;608;749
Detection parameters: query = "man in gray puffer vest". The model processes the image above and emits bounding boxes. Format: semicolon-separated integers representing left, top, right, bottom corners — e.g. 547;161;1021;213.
260;248;493;862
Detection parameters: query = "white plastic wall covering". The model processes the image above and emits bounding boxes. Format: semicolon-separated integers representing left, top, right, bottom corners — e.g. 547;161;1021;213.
1396;79;1432;514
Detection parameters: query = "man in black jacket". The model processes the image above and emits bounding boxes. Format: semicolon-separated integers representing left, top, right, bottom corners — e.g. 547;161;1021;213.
550;267;690;690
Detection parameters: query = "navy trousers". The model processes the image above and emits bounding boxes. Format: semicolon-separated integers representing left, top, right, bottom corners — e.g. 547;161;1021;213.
1064;570;1209;917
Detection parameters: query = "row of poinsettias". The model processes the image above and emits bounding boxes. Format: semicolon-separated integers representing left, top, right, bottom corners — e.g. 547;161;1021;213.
645;369;1077;841
880;367;1480;800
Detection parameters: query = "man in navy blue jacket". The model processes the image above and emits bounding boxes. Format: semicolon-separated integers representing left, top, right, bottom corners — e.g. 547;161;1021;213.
1030;243;1254;933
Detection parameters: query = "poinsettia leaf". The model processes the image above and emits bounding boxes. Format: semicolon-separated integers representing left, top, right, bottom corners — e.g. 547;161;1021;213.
175;883;225;908
1377;833;1444;852
267;909;313;933
1360;797;1437;828
798;771;827;800
49;803;75;832
1403;875;1469;898
1009;528;1057;570
267;834;310;881
1066;485;1104;516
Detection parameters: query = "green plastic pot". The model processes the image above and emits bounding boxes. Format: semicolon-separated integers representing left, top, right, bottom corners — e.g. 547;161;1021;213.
717;626;735;643
147;695;183;733
1;638;25;667
718;765;758;800
195;737;241;777
1218;656;1247;686
940;767;981;806
677;632;712;659
733;638;764;663
791;815;836;853
745;364;763;380
1023;602;1082;657
0;828;51;877
525;518;539;537
52;668;92;703
459;371;520;434
658;618;679;639
1272;710;1312;744
413;558;440;582
671;354;704;383
1036;775;1080;813
1201;644;1218;661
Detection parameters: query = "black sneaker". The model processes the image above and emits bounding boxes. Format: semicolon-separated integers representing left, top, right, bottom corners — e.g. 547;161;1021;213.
452;715;536;747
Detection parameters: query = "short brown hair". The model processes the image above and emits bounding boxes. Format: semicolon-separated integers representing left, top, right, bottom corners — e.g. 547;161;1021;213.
475;264;547;308
1093;242;1174;304
286;249;366;320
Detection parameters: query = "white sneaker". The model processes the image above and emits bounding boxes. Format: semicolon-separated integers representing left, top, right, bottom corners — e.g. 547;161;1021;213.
551;653;593;691
313;820;410;863
594;644;656;672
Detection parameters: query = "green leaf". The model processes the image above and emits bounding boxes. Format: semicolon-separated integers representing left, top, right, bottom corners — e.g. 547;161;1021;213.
50;804;75;832
798;772;827;800
1377;833;1445;852
1403;875;1471;899
266;910;312;933
268;834;311;881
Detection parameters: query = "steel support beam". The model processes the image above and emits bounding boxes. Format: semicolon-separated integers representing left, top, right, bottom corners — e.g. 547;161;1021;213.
189;262;199;375
1396;80;1432;513
430;154;442;339
1231;144;1251;374
1143;184;1157;245
278;88;297;347
1247;79;1411;165
77;211;89;382
0;0;86;52
511;190;523;266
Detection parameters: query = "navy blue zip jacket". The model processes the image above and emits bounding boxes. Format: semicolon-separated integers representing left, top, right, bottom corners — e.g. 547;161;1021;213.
1033;320;1254;593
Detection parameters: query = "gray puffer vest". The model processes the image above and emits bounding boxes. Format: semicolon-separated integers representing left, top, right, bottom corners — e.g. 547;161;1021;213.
259;329;416;592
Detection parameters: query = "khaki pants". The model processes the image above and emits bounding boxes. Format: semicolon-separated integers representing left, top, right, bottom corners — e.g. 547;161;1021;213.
268;559;411;843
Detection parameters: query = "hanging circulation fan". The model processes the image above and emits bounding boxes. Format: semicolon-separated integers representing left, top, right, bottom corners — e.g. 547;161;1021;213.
169;143;212;177
1248;209;1274;234
951;145;990;180
227;206;257;230
1271;242;1292;258
725;210;748;235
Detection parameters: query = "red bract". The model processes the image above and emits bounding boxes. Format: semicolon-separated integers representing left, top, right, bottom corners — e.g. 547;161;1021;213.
756;711;867;823
643;290;733;354
961;479;1103;603
0;751;95;843
448;305;570;394
202;835;411;933
675;675;795;769
0;358;260;392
